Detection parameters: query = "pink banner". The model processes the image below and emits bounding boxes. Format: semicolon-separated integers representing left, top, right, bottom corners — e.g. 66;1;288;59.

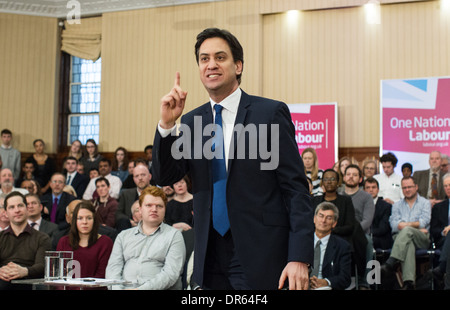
381;77;450;172
288;103;338;171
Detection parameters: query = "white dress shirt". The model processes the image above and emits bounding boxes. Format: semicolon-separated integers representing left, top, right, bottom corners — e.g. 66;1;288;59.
158;88;242;171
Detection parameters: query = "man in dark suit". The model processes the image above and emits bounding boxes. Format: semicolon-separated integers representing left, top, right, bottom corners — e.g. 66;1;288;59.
115;163;151;231
364;177;393;250
413;151;446;206
25;193;59;244
152;28;314;290
40;173;76;230
63;156;89;200
431;173;450;248
310;201;352;290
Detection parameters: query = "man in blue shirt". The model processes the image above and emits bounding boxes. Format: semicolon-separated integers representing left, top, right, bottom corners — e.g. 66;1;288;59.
381;176;431;290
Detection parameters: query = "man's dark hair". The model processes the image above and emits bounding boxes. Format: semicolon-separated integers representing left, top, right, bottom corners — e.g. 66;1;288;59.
344;164;362;178
1;129;12;136
379;152;398;167
194;28;244;84
363;177;379;189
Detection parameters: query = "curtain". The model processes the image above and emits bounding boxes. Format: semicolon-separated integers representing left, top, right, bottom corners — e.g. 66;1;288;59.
61;16;102;61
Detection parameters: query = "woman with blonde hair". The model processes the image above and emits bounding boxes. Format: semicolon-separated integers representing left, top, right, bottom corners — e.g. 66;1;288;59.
301;148;324;196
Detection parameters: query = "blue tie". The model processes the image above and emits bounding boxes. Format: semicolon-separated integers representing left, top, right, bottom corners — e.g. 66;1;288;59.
212;104;230;236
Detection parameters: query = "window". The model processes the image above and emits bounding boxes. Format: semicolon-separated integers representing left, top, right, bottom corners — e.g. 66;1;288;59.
68;56;101;145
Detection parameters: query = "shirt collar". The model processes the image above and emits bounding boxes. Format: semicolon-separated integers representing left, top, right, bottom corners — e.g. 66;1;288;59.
209;87;241;114
135;221;163;236
314;232;331;246
4;223;34;236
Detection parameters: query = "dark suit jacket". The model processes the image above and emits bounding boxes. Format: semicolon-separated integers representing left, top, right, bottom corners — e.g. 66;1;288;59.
413;169;445;200
68;172;89;200
320;234;352;290
431;198;449;248
41;192;76;229
152;90;314;290
116;187;139;222
371;197;393;250
39;219;59;240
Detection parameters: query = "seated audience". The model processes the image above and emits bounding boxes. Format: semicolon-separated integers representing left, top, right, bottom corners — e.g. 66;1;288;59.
362;159;378;182
401;162;413;178
363;177;393;250
0;168;28;195
413;150;446;206
374;152;403;204
165;175;194;231
25;194;59;244
0;192;51;290
302;148;324;197
0;198;10;231
67;139;83;161
40;173;76;230
92;177;118;228
83;158;122;200
14;159;36;188
115;161;151;231
63;156;89;200
111;146;130;183
313;169;367;282
27;139;55;194
80;139;103;174
381;176;431;290
106;186;186;290
430;172;450;249
57;201;113;279
310;201;352;290
441;154;449;174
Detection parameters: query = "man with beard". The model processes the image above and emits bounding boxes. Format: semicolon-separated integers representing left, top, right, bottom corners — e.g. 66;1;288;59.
115;162;152;231
381;176;431;290
340;164;374;289
0;168;28;195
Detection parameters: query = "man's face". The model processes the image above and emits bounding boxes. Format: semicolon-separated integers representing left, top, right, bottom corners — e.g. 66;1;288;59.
50;175;65;195
1;134;12;146
98;161;111;177
65;159;77;173
23;163;34;174
133;165;151;191
26;196;43;217
382;162;394;176
314;209;337;235
364;182;379;199
95;180;110;198
0;169;14;185
429;151;442;171
344;167;361;188
5;196;28;226
140;194;165;227
198;37;243;100
401;178;418;200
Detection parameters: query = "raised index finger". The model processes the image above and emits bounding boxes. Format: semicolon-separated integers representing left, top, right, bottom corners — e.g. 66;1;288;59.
174;71;181;87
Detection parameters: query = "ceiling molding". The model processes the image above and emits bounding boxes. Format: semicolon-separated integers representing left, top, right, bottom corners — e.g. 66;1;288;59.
0;0;225;18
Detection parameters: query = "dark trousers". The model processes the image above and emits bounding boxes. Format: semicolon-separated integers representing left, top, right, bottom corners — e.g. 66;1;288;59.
203;227;251;290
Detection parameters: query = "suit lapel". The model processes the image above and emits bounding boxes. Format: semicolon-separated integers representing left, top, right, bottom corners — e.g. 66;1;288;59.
228;91;250;173
322;235;336;271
